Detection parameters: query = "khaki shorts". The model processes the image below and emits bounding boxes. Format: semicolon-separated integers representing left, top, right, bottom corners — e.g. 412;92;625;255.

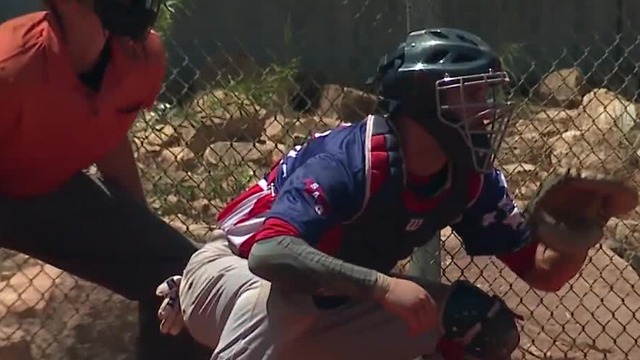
179;230;443;360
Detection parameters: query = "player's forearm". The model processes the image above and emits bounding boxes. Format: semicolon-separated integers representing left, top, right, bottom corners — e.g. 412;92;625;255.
96;135;146;203
523;243;587;292
248;236;391;300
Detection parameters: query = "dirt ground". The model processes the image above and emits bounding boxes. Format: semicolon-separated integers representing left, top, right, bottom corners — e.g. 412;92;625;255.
2;231;640;360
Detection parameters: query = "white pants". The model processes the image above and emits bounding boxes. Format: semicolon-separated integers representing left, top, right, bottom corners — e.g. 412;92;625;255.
179;230;444;360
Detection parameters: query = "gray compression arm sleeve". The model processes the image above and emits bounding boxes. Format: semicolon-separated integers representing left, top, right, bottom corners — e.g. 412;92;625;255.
247;236;391;300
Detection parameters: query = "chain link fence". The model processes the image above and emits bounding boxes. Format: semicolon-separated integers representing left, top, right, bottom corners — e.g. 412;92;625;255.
3;0;640;359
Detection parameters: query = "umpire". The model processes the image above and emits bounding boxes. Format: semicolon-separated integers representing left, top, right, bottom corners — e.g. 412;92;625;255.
0;1;208;359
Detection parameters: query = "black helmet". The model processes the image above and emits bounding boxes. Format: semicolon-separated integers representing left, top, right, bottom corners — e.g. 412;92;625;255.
367;28;513;173
94;0;164;42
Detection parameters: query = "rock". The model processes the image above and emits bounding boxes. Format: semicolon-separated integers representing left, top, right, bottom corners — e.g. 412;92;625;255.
335;87;378;122
315;85;377;122
256;137;288;167
501;163;537;174
283;116;342;144
547;89;638;171
191;52;263;94
164;215;214;242
524;107;578;134
551;133;623;171
613;216;640;235
289;71;327;113
0;263;64;318
0;331;33;360
261;113;343;146
313;84;343;118
578;88;637;134
626;122;640;149
503;107;581;170
191;199;218;220
548;129;585;165
187;91;269;152
153;147;198;173
536;68;590;109
136;124;200;171
263;114;288;143
608;220;640;267
0;265;138;360
144;124;181;150
45;283;137;360
203;141;274;168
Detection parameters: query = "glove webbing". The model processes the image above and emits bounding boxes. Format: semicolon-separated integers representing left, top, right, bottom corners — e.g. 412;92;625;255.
437;295;524;360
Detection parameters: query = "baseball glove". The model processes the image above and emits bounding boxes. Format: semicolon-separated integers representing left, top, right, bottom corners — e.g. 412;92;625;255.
524;168;639;254
437;279;523;360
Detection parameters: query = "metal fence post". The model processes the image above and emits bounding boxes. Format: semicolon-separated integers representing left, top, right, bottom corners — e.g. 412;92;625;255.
407;232;442;281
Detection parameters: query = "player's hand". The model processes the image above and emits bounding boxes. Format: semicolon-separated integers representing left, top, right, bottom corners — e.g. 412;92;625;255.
156;275;185;336
378;277;439;336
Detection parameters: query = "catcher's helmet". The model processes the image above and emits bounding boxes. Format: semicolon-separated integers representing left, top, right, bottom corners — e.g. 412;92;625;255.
367;28;514;173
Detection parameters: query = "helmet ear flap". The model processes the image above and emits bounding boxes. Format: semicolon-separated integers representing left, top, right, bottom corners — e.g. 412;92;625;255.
366;49;410;102
379;69;410;102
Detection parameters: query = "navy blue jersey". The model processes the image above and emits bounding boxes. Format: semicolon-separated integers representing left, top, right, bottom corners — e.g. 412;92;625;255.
217;116;535;276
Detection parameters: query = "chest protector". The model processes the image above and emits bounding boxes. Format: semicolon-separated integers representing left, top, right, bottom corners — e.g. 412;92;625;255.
337;115;473;273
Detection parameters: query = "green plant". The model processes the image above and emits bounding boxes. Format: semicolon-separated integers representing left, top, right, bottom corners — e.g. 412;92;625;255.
195;12;301;113
203;59;300;115
498;42;527;78
202;164;257;203
496;42;529;101
155;0;185;38
211;58;301;111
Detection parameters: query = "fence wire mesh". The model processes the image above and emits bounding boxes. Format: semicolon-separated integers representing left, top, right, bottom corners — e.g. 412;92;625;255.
2;0;640;359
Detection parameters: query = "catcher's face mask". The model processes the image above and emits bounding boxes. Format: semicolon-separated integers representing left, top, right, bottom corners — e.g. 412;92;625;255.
435;71;514;173
94;0;163;42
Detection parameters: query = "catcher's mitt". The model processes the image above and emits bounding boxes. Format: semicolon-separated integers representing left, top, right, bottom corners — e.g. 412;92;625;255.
437;279;523;360
524;168;639;254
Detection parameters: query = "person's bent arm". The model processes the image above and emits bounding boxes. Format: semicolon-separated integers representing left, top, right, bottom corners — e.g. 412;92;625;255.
507;242;587;292
451;169;587;292
246;153;392;300
249;233;391;299
96;135;147;203
0;75;20;138
96;34;166;204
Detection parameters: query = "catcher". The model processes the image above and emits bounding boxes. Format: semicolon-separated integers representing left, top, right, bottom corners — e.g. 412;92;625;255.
156;28;638;359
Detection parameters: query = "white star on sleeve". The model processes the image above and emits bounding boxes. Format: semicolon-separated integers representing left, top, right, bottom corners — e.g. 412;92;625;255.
497;195;512;211
481;211;497;227
502;208;525;230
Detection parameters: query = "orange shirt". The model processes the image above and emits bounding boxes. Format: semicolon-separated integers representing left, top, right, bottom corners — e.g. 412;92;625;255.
0;11;165;197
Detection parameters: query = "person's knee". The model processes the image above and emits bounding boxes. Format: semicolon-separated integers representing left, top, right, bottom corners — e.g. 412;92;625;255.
177;271;218;349
177;242;234;330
